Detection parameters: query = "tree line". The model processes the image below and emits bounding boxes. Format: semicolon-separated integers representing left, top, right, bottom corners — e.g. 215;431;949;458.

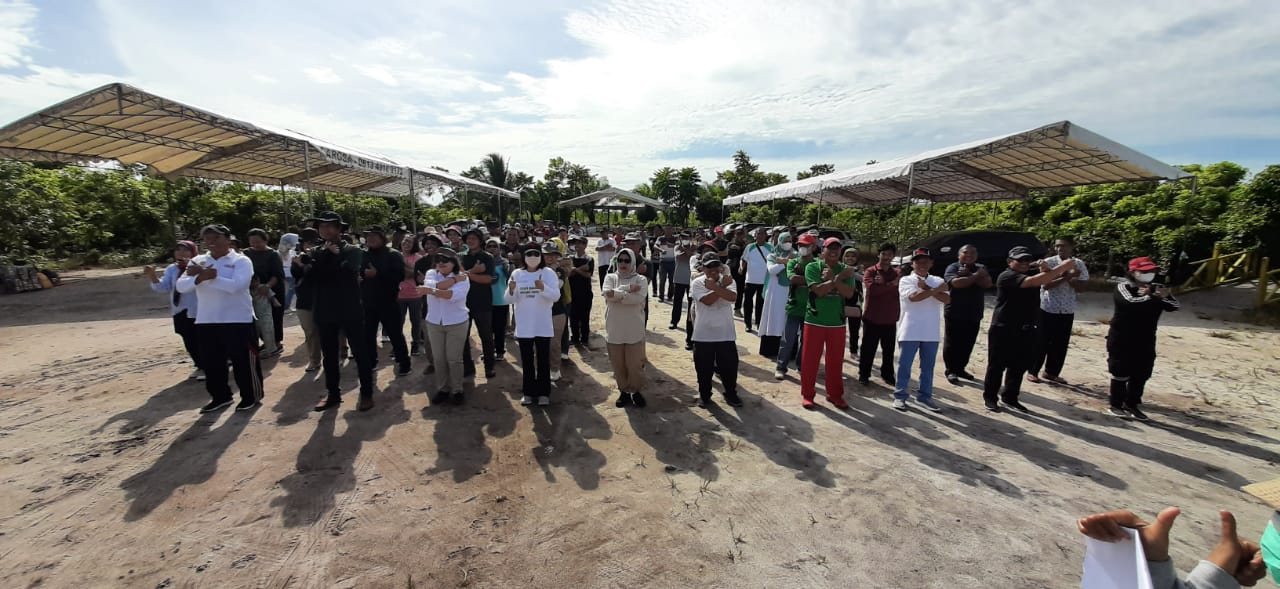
1;154;1276;276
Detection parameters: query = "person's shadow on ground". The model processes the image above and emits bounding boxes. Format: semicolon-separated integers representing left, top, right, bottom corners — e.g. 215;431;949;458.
420;385;522;484
120;409;253;521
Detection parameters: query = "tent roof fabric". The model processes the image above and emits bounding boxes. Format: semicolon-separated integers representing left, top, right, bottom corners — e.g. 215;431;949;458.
557;186;668;209
0;82;517;199
723;121;1191;207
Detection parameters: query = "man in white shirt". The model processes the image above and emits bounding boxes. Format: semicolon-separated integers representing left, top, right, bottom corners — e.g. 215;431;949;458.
176;224;264;414
595;233;616;291
738;227;773;333
893;248;949;412
1028;237;1090;384
690;252;743;408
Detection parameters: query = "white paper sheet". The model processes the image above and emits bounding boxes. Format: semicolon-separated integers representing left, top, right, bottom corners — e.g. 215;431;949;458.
1081;528;1154;589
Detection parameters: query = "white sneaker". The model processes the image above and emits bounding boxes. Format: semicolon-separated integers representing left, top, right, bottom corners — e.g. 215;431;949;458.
891;399;908;411
537;396;550;406
560;353;570;361
550;370;561;381
520;396;534;406
773;369;785;380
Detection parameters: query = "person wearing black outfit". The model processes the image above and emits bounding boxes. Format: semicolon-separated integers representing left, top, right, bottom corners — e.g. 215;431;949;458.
727;229;746;314
1105;257;1179;421
567;235;595;345
982;246;1078;413
413;234;442;374
942;245;993;384
291;228;324;371
243;228;287;348
308;212;376;412
360;226;411;376
461;229;498;379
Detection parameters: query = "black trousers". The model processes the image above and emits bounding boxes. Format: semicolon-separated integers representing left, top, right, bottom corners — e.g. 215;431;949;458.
598;266;609;291
271;291;285;345
1107;336;1156;408
685;296;695;346
1029;311;1074;377
518;336;552;396
320;317;373;397
730;265;745;311
943;316;982;375
846;316;861;354
693;340;739;398
198;323;262;404
858;321;896;380
741;282;765;330
491;305;510;356
569;294;592;343
669;283;689;327
364;298;409;369
659;260;675;300
172;310;203;370
983;325;1037;403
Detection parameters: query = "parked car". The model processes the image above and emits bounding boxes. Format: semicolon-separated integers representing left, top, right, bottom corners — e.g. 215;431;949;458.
903;231;1047;276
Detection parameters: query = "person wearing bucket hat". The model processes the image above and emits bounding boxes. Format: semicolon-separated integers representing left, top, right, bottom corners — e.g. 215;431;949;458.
509;245;559;406
980;245;1078;413
145;240;206;381
460;229;499;379
308;211;377;412
1103;256;1179;420
176;223;264;414
361;226;411;379
690;252;743;408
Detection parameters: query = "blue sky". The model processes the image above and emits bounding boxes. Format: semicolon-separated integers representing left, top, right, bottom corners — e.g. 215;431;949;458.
1;0;1277;187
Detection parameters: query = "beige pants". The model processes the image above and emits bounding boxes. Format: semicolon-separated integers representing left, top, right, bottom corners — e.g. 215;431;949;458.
550;313;567;371
607;341;647;393
296;308;322;366
427;319;469;394
253;296;278;354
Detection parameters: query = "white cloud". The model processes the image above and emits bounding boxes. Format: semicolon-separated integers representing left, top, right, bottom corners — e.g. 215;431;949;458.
250;73;279;84
0;0;36;68
355;64;398;87
303;66;342;84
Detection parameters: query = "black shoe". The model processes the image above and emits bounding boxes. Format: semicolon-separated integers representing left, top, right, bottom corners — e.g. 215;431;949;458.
957;370;976;380
450;392;464;405
724;394;744;408
631;392;646;408
1106;406;1131;418
423;365;435;375
615;392;632;408
684;343;693;351
431;390;450;404
395;364;411;377
1002;399;1030;413
485;369;496;379
357;396;375;411
984;401;1001;412
1126;406;1149;421
668;324;678;330
199;399;232;414
858;377;870;386
882;375;896;387
235;399;261;412
313;396;342;411
695;395;712;408
945;372;959;385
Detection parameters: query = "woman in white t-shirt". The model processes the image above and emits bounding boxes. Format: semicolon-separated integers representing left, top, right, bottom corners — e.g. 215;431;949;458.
508;246;560;406
418;247;471;405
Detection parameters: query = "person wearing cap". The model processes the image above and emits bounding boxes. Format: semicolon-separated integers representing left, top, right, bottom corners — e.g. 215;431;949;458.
891;248;949;412
444;226;464;252
711;226;729;259
418;247;471;405
689;252;743;408
773;232;818;380
739;227;774;333
667;234;694;330
290;228;326;372
981;245;1078;413
176;224;264;414
244;228;287;352
1027;237;1090;385
859;243;901;385
484;237;513;361
800;237;858;409
144;240;205;381
684;241;719;350
758;232;795;358
461;229;498;378
1105;256;1179;420
603;248;650;408
509;246;560;406
306;211;377;412
595;231;617;291
397;234;427;357
361;226;411;377
567;235;596;346
942;244;992;385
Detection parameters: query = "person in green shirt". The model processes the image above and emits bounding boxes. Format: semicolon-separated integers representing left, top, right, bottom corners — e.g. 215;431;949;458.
774;231;818;380
800;237;858;410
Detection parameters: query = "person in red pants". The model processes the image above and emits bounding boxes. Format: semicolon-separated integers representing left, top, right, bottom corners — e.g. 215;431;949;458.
800;237;859;409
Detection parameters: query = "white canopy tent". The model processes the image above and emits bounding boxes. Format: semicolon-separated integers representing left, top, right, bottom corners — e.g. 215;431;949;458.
557;186;669;209
723;121;1192;208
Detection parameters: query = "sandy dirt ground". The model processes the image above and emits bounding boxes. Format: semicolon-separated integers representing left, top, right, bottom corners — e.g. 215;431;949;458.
0;267;1277;588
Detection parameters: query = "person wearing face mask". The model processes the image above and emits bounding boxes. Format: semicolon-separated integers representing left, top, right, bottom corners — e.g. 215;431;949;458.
145;240;205;381
758;232;794;358
603;249;650;408
1105;257;1179;420
509;247;560;406
773;232;818;380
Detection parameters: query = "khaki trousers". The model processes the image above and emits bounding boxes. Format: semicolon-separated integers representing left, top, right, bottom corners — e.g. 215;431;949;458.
607;341;647;393
550;314;567;371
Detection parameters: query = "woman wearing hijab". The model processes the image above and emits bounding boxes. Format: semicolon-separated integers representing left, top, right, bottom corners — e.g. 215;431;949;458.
418;247;471;405
509;246;560;406
144;240;205;380
757;231;794;357
603;248;650;408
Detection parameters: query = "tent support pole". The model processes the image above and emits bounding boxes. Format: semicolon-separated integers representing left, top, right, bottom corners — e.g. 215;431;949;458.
303;142;314;214
900;164;916;245
927;200;935;235
408;172;416;233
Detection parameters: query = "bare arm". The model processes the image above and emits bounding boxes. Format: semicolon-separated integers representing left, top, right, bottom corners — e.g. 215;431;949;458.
1021;259;1076;288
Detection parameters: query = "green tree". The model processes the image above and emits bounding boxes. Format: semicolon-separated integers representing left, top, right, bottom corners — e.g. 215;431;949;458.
796;163;835;180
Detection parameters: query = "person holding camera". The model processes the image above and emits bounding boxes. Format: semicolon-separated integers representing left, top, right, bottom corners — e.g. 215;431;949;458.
1106;256;1180;420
